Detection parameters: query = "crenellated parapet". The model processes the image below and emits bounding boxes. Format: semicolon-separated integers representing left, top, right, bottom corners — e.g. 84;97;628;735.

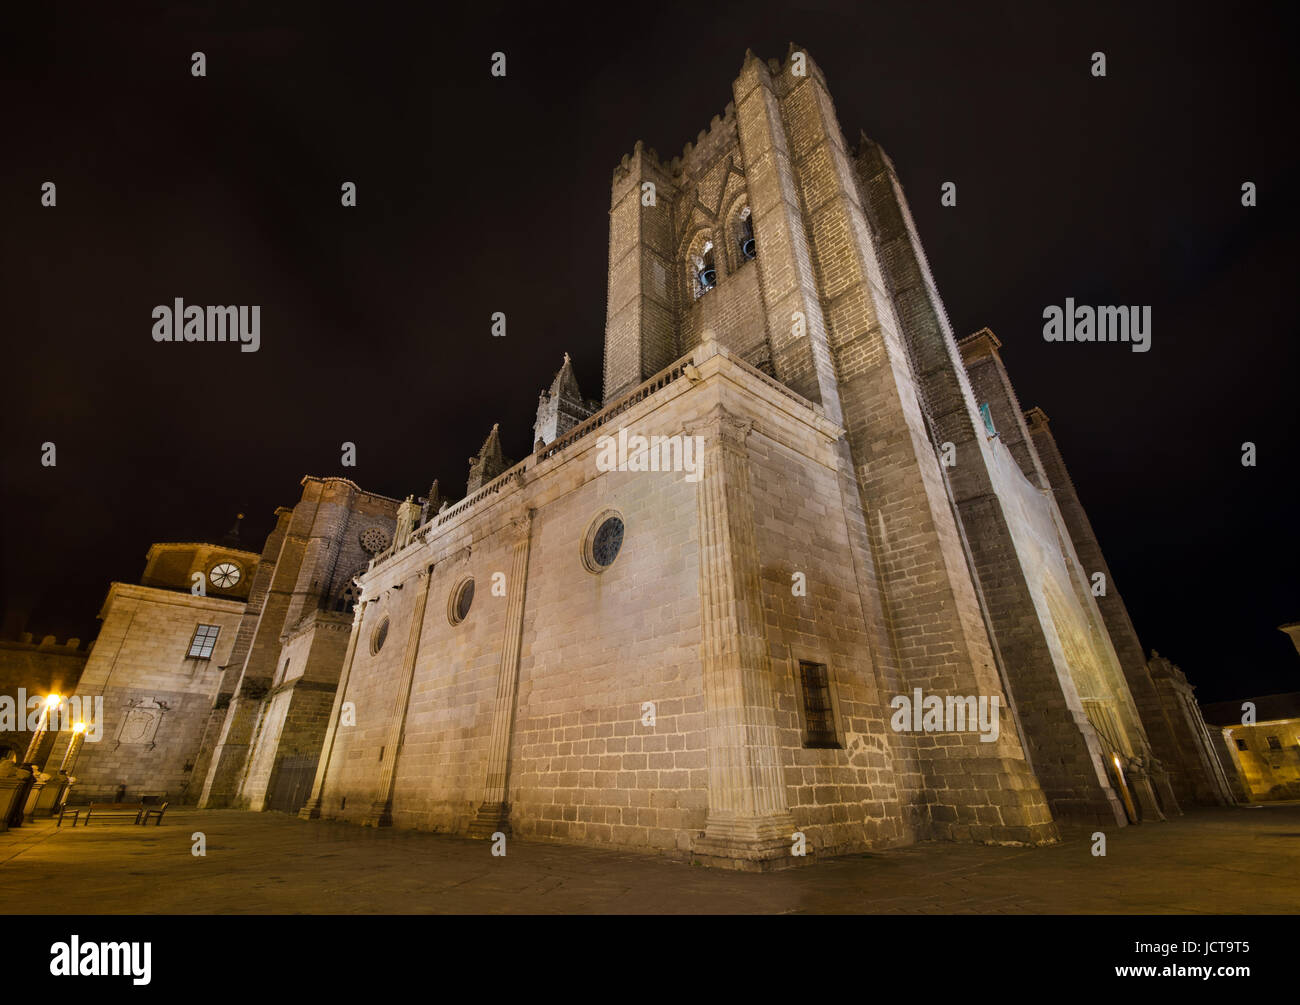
669;101;739;183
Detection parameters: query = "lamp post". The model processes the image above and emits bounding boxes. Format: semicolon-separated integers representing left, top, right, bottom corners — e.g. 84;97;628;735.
22;694;63;767
20;694;63;823
60;722;87;774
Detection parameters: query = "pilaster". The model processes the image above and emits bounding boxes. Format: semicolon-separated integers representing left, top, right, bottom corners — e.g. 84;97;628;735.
364;566;433;827
688;405;796;869
299;598;369;820
468;510;535;839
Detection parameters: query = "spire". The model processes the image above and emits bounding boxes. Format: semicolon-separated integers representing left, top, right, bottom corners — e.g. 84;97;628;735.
466;424;514;493
220;513;245;548
419;480;445;525
550;352;581;399
425;479;443;512
478;424;505;466
534;354;600;449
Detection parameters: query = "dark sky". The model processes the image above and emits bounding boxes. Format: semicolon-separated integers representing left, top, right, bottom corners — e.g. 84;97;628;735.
2;1;1296;703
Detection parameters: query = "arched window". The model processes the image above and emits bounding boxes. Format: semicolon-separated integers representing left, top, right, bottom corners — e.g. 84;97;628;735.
693;241;717;298
736;206;756;262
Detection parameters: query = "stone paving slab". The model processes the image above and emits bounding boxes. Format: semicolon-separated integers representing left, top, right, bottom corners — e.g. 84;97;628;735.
1;804;1296;914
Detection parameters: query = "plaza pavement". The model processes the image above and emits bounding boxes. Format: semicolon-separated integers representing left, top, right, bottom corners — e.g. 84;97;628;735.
1;803;1296;914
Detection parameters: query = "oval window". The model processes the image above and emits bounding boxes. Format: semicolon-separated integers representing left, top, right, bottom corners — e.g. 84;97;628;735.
370;617;389;655
449;578;474;625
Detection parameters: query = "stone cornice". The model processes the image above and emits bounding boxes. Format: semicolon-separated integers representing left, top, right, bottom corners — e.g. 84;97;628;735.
298;474;404;506
99;581;248;620
144;542;261;563
281;607;354;645
957;326;1002;361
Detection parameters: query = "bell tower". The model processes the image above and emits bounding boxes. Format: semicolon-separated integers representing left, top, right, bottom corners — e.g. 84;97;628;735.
603;142;681;402
603;47;1062;845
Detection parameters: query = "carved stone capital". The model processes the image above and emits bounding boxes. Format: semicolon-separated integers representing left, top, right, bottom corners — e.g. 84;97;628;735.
508;508;535;544
686;404;753;452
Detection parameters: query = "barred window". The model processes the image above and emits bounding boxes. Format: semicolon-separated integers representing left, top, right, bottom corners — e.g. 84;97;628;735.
798;661;839;749
1266;735;1282;751
187;624;221;660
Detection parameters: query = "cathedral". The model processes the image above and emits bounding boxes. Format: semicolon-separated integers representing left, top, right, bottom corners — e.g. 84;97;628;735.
39;48;1236;869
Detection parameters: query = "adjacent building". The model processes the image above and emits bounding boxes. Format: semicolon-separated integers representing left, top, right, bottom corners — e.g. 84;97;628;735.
43;534;259;801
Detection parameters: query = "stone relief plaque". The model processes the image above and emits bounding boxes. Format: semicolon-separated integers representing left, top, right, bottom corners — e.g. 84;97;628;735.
114;698;170;750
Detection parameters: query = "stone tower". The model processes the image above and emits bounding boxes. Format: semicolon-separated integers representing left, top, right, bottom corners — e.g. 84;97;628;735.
604;46;1069;842
602;45;1166;830
195;476;400;809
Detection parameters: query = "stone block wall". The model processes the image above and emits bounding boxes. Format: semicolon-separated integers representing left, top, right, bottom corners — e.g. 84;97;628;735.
0;636;89;763
199;477;399;808
314;342;1054;861
1027;408;1206;810
44;583;245;802
238;610;352;810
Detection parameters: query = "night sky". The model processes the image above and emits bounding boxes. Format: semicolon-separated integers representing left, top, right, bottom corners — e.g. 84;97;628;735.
3;2;1296;703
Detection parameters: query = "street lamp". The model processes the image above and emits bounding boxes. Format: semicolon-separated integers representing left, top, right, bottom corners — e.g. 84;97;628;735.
59;722;87;773
22;694;63;766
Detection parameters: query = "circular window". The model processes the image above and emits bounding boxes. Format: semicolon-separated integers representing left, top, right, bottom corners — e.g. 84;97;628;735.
449;578;474;626
359;527;390;555
370;617;389;655
583;512;625;573
209;562;241;589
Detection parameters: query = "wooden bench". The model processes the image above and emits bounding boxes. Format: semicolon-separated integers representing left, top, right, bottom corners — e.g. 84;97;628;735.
140;801;169;826
78;802;146;826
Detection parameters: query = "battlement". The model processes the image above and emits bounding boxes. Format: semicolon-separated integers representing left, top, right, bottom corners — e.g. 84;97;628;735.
740;44;831;98
852;129;894;170
1024;406;1051;427
7;633;89;652
669;100;738;180
298;474;404;506
614;45;828;187
612;139;669;185
958;327;1004;360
